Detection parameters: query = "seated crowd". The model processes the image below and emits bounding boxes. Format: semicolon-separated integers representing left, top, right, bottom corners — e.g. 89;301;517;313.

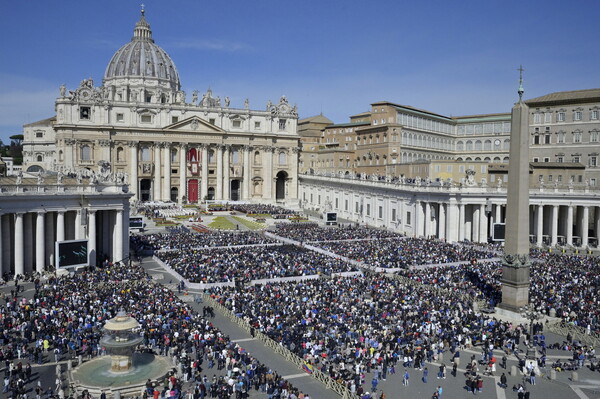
316;238;495;268
157;245;358;283
231;204;298;217
0;263;307;399
131;231;279;251
273;224;403;242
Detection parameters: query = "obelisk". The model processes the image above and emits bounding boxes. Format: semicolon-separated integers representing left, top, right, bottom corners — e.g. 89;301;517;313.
499;66;531;311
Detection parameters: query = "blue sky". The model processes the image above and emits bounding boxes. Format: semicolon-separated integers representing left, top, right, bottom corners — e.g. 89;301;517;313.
1;0;599;143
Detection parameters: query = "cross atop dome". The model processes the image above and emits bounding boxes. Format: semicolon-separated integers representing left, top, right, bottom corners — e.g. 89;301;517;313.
140;3;145;16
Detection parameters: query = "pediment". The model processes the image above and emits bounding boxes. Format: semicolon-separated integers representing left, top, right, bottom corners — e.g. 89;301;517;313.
164;116;226;133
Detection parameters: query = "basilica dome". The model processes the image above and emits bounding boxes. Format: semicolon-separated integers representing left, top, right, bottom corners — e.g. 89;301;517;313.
103;10;181;90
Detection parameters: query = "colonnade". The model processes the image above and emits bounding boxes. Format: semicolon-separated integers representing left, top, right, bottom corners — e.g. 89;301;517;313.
0;208;128;276
531;203;600;247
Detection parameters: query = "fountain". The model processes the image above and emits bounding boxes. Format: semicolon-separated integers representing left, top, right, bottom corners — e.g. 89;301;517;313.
68;310;172;397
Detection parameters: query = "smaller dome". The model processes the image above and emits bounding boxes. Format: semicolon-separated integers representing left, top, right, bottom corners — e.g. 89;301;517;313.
103;10;181;90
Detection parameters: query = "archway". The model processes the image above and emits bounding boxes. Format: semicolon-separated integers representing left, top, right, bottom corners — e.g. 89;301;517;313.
170;187;178;202
230;180;240;201
207;187;215;200
187;179;198;203
140;179;152;201
276;171;288;200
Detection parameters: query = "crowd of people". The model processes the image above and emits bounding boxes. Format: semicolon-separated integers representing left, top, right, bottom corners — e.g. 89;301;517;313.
131;231;279;252
207;274;527;395
230;204;298;217
0;263;308;399
157;245;358;283
272;225;404;242
315;238;495;268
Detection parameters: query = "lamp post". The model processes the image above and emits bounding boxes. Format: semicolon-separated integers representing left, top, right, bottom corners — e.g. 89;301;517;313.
520;305;543;359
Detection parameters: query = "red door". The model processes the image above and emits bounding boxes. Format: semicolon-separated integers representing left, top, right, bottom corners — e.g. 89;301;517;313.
188;179;198;203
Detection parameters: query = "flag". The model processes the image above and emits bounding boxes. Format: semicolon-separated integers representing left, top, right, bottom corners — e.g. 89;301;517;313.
303;362;314;374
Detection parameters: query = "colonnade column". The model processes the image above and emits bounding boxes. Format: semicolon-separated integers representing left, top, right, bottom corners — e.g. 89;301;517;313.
45;212;55;268
57;211;65;242
179;144;187;204
163;143;171;201
242;146;251;200
35;212;45;273
566;205;574;246
14;213;24;276
581;206;589;247
201;144;209;201
495;204;502;225
595;207;600;247
88;210;97;267
216;145;224;199
458;204;465;241
536;205;544;247
415;201;424;237
75;210;82;239
290;148;299;200
154;143;162;201
446;202;458;243
472;205;480;242
479;203;487;243
0;214;3;275
115;209;123;262
129;142;138;200
550;205;559;246
424;202;431;238
438;203;446;241
223;145;230;200
24;213;33;272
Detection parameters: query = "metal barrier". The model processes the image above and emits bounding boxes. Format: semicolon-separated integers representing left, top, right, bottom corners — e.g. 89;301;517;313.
546;320;600;348
203;294;359;399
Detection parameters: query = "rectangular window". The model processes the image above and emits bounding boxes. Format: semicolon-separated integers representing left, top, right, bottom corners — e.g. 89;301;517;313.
345;199;348;211
548;175;553;182
378;206;383;219
278;119;286;130
533;157;539;162
254;121;261;129
318;195;321;204
355;202;359;213
232;120;241;128
116;113;124;122
590;156;597;167
533;135;540;145
392;208;397;221
544;112;552;123
574;111;582;121
544;157;550;162
544;135;551;144
171;168;178;174
578;175;583;183
366;204;371;216
140;114;152;123
335;198;339;209
592;110;599;120
573;156;580;163
406;211;412;226
533;113;541;124
557;156;563;163
591;131;599;142
171;116;179;123
558;175;562;182
80;107;90;120
591;178;597;186
557;112;565;122
35;131;44;138
574;132;582;143
209;118;216;125
310;194;313;203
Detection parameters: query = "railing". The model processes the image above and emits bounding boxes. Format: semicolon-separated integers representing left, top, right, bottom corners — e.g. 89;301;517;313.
203;293;359;399
546;320;600;348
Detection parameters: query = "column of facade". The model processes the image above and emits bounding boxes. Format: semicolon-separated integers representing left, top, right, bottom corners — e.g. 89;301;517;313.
201;145;209;201
88;210;97;267
14;213;24;276
536;205;544;247
223;145;230;200
74;210;82;239
471;205;479;242
495;204;502;225
114;209;123;262
415;201;424;237
438;203;446;241
458;204;465;241
242;146;251;200
129;142;138;200
216;145;224;199
154;143;162;201
550;205;559;246
0;214;3;275
479;203;487;243
581;206;589;247
179;144;187;204
289;148;299;200
263;147;274;201
424;202;431;238
56;211;65;242
566;205;574;246
35;212;45;273
163;143;171;201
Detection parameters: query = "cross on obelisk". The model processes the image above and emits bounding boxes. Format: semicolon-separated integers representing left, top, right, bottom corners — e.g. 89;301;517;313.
499;66;531;311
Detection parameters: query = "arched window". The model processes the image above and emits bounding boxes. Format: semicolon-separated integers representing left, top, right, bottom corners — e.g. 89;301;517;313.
117;147;125;162
232;149;239;164
36;154;43;162
278;151;287;165
81;145;91;161
503;139;510;150
456;141;464;151
466;141;473;151
208;150;215;163
171;148;177;163
475;140;482;150
59;150;64;162
484;140;492;150
254;151;261;164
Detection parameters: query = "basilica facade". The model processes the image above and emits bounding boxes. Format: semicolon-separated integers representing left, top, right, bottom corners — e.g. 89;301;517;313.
22;10;300;204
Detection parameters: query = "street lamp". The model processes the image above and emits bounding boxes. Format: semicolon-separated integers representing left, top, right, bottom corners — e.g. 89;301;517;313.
520;305;543;359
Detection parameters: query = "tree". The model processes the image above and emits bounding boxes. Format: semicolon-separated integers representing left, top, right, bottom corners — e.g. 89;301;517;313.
9;134;23;165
